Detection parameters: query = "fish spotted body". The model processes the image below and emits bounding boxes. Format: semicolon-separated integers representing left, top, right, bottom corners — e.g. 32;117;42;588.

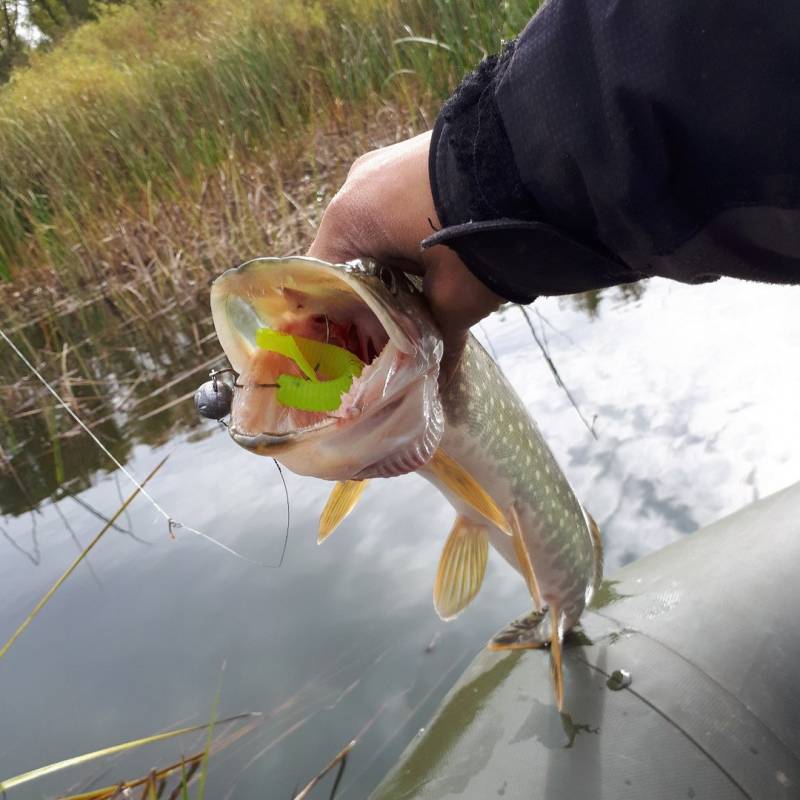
433;338;598;631
211;256;602;706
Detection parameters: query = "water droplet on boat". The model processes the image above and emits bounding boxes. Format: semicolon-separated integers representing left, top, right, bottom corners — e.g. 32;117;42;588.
606;669;632;690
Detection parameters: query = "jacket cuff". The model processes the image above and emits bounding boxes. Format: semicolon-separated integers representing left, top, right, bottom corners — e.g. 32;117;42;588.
426;49;641;301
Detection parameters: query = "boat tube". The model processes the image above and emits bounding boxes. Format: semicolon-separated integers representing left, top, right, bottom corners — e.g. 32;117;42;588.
371;482;800;799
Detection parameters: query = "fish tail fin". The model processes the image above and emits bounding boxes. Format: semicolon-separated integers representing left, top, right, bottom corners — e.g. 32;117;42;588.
549;605;565;711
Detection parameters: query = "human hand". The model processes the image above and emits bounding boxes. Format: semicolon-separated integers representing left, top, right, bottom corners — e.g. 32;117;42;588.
307;131;503;384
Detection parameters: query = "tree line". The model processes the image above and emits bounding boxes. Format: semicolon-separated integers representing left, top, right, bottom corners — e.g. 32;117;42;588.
0;0;135;82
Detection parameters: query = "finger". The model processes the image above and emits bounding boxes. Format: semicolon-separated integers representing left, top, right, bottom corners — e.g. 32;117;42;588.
423;250;504;330
422;248;504;385
307;197;360;264
439;328;468;387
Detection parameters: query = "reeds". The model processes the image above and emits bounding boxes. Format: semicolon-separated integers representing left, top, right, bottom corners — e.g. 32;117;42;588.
0;710;263;797
0;0;539;297
0;0;540;501
0;294;223;512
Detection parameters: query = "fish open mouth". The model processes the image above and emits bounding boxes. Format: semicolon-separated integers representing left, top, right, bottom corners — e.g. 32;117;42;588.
210;257;429;453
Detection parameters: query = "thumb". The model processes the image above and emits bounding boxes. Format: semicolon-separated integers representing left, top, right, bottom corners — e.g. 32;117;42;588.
439;328;468;387
422;248;504;385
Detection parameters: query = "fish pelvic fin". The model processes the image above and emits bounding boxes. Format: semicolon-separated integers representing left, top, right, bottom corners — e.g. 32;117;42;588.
318;480;369;544
433;515;489;621
429;449;511;535
509;505;542;610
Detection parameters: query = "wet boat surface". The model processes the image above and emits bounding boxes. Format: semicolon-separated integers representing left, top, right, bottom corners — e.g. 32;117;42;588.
371;480;800;800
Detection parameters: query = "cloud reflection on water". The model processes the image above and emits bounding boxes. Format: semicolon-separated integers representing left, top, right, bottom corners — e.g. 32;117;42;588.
1;276;799;796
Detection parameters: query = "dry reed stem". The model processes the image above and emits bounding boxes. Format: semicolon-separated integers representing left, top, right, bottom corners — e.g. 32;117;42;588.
0;456;168;660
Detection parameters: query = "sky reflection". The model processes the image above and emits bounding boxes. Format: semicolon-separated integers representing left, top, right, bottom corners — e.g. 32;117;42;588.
1;276;799;796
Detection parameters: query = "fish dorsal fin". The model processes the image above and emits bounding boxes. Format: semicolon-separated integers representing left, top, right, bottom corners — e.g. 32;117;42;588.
318;480;369;544
583;507;604;604
428;449;511;535
433;516;489;621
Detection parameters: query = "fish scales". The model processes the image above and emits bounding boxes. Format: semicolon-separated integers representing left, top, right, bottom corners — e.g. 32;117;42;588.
211;256;601;695
431;336;596;627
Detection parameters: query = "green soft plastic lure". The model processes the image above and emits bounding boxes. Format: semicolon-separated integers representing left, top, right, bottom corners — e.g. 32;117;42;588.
255;328;364;412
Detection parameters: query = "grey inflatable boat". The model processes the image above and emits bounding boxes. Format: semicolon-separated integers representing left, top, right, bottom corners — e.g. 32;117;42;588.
371;481;800;799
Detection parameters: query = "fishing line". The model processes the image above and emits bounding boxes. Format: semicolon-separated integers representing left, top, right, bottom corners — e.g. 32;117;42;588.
1;328;288;567
515;306;598;441
272;459;291;569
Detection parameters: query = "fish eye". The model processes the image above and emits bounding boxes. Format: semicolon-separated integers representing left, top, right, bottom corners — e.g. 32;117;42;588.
378;265;397;294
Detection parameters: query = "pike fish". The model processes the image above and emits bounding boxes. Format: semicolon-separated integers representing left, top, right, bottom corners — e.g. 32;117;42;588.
210;256;603;708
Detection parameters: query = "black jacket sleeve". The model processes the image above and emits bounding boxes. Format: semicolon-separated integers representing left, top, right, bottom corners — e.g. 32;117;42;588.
424;0;800;303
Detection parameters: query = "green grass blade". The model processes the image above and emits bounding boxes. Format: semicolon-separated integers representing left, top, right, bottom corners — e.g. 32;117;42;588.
180;757;191;800
0;712;256;792
59;710;262;800
393;35;454;52
197;660;225;800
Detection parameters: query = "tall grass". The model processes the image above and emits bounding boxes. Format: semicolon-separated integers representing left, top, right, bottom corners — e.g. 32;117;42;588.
0;0;539;293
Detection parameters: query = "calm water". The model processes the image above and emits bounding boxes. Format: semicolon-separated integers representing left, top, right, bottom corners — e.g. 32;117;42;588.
2;276;800;797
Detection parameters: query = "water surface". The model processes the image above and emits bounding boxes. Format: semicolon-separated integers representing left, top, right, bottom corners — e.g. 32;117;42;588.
1;276;799;797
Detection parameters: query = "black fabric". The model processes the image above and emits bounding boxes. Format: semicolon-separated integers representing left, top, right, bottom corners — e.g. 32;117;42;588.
429;42;533;223
426;103;640;302
427;0;800;300
421;214;636;303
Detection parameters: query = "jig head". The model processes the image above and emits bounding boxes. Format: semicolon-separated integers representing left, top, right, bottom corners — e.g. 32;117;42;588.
194;369;235;420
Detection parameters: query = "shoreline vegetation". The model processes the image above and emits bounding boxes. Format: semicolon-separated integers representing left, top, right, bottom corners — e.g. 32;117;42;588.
0;0;538;508
0;5;645;794
2;4;543;793
1;0;538;304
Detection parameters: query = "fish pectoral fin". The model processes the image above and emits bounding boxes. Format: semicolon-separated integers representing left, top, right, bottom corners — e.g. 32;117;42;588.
429;449;511;535
318;480;369;544
433;516;489;621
